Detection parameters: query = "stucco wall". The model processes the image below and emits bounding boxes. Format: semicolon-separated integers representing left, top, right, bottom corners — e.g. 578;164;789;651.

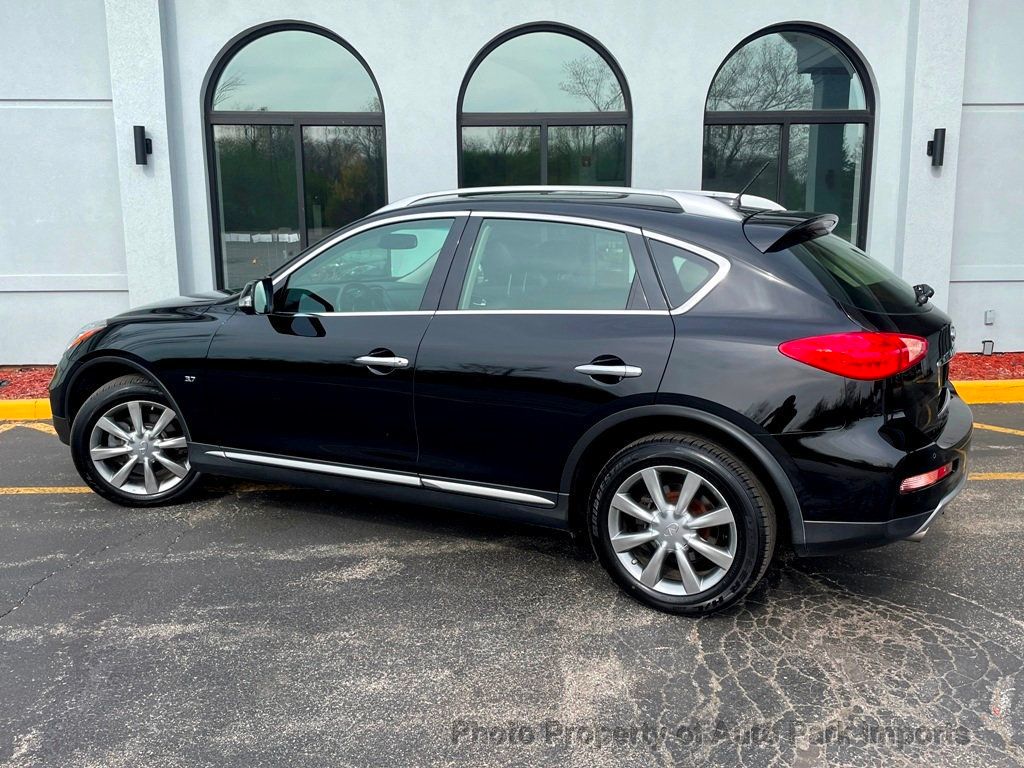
0;0;129;363
948;0;1024;352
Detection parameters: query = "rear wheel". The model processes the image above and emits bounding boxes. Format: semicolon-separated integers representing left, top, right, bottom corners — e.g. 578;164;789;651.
70;375;200;506
588;432;775;615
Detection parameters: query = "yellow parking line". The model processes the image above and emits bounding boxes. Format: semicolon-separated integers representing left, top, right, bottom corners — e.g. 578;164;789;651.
974;422;1024;438
0;486;93;494
0;421;57;436
0;474;1021;496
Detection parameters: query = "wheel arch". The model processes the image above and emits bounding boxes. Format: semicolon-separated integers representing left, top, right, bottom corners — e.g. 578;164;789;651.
65;354;189;440
562;404;806;550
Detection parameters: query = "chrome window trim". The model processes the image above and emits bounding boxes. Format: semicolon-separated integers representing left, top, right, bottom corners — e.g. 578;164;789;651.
207;448;556;507
642;230;732;315
271;210;471;286
435;309;667;316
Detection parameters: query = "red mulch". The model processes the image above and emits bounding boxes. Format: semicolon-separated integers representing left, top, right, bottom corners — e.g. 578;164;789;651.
0;366;55;400
949;352;1024;380
0;353;1021;400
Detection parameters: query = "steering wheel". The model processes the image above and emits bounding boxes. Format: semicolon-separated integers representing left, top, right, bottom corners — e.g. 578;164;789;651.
339;283;391;313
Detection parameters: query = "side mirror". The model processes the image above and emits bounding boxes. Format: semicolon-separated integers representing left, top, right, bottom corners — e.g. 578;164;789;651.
238;277;275;314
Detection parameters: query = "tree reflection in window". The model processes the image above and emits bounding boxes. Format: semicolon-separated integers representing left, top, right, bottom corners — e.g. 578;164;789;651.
703;27;872;246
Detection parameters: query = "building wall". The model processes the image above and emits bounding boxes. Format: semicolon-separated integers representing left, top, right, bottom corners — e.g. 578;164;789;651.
3;0;1017;362
161;0;919;295
948;0;1024;352
0;0;129;363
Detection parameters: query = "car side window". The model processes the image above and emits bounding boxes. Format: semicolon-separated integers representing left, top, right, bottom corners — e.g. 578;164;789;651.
457;219;642;311
646;239;716;310
281;218;455;313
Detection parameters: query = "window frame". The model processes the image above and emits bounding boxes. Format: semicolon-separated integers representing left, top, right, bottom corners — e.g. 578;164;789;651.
456;23;633;186
438;212;672;315
266;212;469;316
202;21;388;290
703;24;874;249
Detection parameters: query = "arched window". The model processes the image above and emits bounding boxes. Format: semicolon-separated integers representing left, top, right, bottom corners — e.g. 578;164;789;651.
703;26;873;246
205;24;386;289
458;24;632;187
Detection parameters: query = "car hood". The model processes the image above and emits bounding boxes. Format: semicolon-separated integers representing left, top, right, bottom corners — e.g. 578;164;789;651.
112;290;236;320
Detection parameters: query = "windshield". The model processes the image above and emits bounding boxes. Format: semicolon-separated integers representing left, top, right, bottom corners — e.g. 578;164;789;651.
790;235;927;314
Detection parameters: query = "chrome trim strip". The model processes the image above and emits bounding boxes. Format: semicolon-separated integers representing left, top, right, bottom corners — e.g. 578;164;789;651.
905;470;968;542
469;209;643;235
211;450;422;486
271;211;471;286
421;478;556;507
434;309;668;316
207;448;558;506
310;310;434;317
642;230;732;315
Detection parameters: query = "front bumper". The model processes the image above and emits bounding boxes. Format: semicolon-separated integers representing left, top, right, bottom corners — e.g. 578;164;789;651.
792;394;973;556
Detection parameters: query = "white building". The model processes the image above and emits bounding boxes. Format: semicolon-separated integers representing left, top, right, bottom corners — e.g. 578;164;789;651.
1;0;1021;362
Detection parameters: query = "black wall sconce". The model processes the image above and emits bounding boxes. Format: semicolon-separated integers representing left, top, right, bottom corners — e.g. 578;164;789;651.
133;125;152;165
926;128;945;167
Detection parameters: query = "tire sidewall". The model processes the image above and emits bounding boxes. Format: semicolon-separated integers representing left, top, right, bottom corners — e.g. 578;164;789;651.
589;441;765;614
70;380;199;506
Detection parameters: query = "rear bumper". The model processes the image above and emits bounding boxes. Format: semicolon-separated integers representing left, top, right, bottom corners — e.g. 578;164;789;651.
791;394;973;556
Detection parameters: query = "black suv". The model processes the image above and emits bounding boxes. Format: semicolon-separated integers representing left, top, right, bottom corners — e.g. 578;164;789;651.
49;187;972;615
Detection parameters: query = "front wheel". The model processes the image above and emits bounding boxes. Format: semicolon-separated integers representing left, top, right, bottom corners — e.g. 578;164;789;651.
70;375;201;506
588;432;775;615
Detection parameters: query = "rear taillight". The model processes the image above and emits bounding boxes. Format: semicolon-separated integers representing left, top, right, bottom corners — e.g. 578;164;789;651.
779;332;928;380
899;462;953;494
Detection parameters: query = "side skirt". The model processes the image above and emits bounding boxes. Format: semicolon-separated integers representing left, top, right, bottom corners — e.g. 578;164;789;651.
189;443;569;529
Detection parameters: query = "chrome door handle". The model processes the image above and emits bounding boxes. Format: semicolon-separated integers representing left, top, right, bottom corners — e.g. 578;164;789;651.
574;363;642;378
355;355;409;369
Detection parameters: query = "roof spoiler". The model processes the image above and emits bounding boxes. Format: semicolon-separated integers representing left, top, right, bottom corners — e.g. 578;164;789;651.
743;211;839;253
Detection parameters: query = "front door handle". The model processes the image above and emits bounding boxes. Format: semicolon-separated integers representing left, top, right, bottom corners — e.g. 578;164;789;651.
355;354;409;369
574;363;643;378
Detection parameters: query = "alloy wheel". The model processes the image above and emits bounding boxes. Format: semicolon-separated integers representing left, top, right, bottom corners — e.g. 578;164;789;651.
88;400;190;496
607;465;738;596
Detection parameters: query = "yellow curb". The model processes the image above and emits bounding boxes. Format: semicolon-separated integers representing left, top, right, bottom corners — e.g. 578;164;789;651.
0;398;51;420
0;379;1019;423
953;380;1024;404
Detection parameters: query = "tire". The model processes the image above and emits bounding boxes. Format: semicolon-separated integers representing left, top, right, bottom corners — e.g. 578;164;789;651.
70;374;201;506
588;432;775;615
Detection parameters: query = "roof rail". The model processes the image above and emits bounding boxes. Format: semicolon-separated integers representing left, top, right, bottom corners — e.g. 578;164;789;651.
375;185;747;221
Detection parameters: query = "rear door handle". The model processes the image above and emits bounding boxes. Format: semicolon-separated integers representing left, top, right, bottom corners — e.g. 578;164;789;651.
574;363;642;378
355;355;409;369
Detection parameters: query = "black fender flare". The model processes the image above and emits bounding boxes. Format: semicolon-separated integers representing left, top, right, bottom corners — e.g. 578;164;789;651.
63;354;194;443
560;404;806;546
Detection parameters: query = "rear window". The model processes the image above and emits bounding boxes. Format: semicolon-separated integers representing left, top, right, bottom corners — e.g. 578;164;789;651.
791;235;927;314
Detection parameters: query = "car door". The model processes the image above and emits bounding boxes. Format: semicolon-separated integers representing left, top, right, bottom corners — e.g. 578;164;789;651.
201;213;467;473
414;212;675;500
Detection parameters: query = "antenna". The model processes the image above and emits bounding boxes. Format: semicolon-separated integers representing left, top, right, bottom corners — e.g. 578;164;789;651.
732;161;772;210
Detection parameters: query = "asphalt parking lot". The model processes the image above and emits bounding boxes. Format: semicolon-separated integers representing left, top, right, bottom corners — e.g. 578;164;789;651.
1;407;1022;767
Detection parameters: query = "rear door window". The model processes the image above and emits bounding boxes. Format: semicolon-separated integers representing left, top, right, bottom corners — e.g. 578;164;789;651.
458;218;643;310
791;235;927;314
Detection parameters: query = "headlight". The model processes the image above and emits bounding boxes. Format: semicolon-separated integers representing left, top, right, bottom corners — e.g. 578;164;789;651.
65;320;106;352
